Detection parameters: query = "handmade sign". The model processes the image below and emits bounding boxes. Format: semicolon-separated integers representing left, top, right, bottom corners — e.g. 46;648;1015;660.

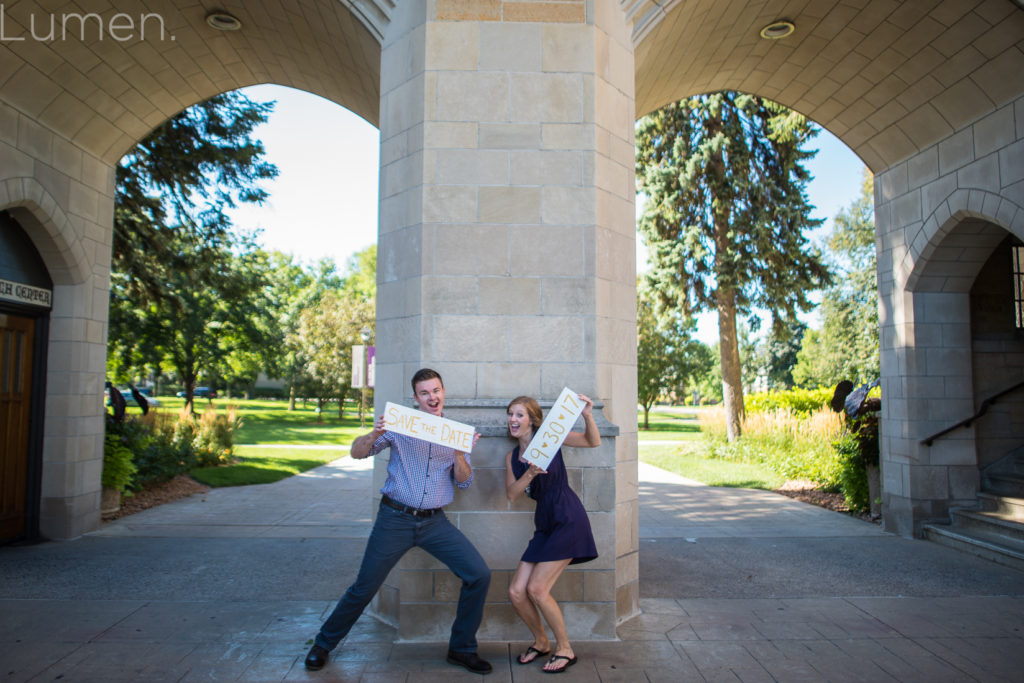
521;387;585;471
384;402;476;453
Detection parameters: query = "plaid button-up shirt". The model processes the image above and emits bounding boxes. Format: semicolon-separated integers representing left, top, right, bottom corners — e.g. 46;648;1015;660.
369;428;473;510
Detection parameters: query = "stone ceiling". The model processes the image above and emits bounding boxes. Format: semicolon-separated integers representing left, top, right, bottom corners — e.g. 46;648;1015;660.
627;0;1024;170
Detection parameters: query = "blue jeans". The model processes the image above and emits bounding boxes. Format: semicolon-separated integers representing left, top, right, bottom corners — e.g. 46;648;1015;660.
314;503;490;652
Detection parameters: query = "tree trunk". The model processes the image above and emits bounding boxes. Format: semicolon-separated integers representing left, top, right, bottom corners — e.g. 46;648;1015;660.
717;287;744;441
643;405;650;430
288;384;296;411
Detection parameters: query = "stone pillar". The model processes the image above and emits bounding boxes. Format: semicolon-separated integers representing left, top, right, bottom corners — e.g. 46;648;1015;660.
0;100;114;539
374;1;637;639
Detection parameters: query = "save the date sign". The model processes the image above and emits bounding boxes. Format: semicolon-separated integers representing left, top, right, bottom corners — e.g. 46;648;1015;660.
384;402;477;453
521;387;584;470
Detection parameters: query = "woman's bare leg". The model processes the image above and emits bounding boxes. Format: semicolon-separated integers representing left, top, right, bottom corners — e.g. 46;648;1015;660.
508;561;549;662
523;559;575;671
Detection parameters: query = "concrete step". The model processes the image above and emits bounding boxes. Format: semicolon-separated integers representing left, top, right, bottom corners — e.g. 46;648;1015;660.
978;492;1024;523
984;472;1024;498
950;508;1024;544
922;523;1024;573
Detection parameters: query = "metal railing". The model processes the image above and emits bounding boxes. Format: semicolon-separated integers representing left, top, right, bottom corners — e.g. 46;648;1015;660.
920;379;1024;446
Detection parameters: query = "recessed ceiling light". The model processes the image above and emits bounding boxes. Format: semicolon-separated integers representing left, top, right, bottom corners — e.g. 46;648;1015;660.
760;20;794;40
206;11;242;31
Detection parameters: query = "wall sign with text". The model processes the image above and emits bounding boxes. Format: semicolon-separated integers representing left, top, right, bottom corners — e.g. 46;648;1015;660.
384;402;476;453
0;278;51;308
521;387;584;471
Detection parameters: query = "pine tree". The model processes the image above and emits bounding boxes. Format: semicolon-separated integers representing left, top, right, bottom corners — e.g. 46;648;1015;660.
113;91;277;304
636;92;830;440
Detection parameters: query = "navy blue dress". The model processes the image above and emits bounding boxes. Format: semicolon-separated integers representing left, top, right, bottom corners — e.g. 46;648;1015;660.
511;446;597;565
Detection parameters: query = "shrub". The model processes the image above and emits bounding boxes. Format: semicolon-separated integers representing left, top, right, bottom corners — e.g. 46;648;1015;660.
130;410;197;488
193;405;241;467
104;403;242;487
744;387;834;415
835;432;869;512
102;421;139;493
832;412;879;513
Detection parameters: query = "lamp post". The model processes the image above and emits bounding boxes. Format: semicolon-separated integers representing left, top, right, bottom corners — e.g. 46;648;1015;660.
360;326;371;427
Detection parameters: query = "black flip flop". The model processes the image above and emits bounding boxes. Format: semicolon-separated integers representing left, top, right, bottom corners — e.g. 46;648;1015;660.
543;654;578;673
518;645;550;665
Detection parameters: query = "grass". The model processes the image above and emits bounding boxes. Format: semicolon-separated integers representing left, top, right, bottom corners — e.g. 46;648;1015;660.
142;398;787;491
133;396;371;487
636;406;702;441
190;445;348;486
635;406;786;489
638;442;786;490
145;396;370;445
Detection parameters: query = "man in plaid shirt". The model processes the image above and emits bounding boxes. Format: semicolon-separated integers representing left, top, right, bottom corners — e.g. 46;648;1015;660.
304;368;492;674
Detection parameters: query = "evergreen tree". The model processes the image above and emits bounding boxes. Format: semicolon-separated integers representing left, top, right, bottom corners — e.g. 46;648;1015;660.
113;91;277;305
636;92;830;440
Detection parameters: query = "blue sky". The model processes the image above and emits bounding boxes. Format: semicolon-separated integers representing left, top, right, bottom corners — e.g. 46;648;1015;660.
231;85;868;343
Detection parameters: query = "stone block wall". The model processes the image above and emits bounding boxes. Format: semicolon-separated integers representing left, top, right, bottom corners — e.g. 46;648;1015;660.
0;99;115;540
875;93;1024;537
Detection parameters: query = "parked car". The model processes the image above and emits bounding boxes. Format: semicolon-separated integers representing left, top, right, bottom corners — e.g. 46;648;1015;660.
177;386;217;399
105;386;160;407
129;386;160;407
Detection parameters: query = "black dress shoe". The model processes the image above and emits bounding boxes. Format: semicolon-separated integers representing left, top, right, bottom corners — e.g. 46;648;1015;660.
305;644;329;671
446;649;493;674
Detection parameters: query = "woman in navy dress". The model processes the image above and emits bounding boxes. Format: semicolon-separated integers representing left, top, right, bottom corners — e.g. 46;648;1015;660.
504;393;600;673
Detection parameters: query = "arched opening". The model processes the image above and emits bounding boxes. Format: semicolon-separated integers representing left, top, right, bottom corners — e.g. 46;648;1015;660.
970;233;1024;469
103;83;380;501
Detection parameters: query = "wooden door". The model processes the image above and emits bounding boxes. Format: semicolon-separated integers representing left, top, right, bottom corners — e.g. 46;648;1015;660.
0;313;33;542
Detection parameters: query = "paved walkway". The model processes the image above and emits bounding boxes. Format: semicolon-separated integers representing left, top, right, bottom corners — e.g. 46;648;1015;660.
2;456;1023;682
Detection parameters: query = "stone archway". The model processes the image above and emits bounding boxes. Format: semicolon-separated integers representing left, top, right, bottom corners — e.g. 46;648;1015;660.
0;0;1021;640
0;0;383;540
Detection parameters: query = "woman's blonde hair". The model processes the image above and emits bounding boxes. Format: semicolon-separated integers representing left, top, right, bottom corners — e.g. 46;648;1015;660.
506;396;543;437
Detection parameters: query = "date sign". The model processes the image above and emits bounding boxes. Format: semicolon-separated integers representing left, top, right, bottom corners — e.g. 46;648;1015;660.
384;402;476;453
521;387;584;471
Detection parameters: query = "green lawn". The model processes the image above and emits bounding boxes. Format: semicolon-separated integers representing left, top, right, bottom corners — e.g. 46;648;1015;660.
138;396;370;486
190;445;348;487
148;396;370;445
636;406;702;441
638;443;786;490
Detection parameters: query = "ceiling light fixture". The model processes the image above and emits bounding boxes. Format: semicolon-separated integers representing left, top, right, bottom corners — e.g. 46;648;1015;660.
759;20;794;40
206;11;242;31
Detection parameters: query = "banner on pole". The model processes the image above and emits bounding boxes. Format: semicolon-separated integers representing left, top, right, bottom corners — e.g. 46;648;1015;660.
351;345;365;389
352;345;375;389
521;387;584;471
384;401;476;453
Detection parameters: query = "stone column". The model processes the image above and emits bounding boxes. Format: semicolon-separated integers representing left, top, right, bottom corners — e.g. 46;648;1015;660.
374;1;637;639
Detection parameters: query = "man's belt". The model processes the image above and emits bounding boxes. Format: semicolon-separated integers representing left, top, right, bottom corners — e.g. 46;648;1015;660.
381;495;442;518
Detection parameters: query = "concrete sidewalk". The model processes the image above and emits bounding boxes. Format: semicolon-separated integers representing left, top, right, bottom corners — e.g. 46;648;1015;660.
1;457;1022;682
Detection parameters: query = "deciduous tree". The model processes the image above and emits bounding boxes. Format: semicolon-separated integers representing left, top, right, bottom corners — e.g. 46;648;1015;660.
793;168;878;387
637;283;712;428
